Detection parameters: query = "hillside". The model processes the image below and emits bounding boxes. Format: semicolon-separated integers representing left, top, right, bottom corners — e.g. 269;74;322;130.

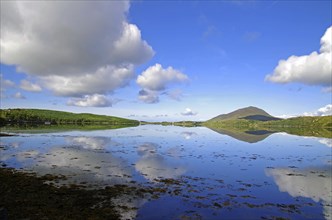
208;106;280;122
0;109;139;126
263;115;332;129
204;107;332;138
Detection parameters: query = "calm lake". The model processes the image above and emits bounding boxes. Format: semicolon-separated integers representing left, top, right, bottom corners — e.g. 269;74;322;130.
1;125;331;220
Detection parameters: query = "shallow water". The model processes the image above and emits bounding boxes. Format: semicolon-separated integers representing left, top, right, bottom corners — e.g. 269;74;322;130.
1;125;331;219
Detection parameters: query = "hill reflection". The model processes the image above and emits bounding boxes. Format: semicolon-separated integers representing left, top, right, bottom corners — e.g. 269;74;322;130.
206;127;275;143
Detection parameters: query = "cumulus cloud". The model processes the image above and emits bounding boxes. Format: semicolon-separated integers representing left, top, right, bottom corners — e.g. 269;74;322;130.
181;108;197;116
0;1;154;104
137;63;188;91
137;64;188;103
42;65;134;97
162;89;184;101
0;74;15;88
13;92;26;99
67;94;113;107
0;74;15;98
138;89;159;104
266;26;332;91
19;79;42;92
304;104;332;116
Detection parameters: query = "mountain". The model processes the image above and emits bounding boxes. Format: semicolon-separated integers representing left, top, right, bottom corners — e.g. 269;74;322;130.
208;106;280;122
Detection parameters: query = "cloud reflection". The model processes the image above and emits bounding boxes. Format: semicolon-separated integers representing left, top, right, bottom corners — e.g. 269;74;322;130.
35;148;133;185
266;167;332;219
1;137;147;220
135;143;186;181
66;136;113;150
318;138;332;147
181;131;198;140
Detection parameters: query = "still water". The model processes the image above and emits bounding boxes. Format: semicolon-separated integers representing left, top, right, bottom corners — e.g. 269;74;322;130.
1;125;331;219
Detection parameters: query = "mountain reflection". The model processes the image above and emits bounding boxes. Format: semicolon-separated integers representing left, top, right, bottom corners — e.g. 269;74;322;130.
135;143;186;181
266;167;332;220
207;127;274;143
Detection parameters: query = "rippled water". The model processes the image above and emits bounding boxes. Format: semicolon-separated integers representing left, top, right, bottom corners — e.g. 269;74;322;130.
1;125;331;219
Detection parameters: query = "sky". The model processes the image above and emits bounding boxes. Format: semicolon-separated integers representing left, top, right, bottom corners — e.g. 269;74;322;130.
0;0;331;121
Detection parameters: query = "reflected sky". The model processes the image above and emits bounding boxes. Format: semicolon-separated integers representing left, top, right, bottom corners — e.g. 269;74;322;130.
319;138;332;147
135;143;186;181
266;166;332;220
1;125;331;219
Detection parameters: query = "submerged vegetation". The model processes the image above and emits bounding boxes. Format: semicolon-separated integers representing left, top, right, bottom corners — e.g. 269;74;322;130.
0;168;151;220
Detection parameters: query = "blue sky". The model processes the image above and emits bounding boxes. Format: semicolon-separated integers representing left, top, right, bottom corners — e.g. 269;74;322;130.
0;1;331;121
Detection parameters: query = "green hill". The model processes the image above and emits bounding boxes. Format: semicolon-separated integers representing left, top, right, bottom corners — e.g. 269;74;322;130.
204;106;332;138
208;106;280;122
0;108;139;126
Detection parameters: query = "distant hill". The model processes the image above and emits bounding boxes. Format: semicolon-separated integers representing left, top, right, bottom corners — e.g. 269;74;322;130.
0;108;139;126
204;106;332;138
208;106;280;122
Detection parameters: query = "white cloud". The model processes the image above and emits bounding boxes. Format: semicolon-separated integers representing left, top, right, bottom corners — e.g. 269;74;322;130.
276;114;297;119
136;64;188;103
137;63;188;91
138;89;159;104
0;74;15;89
322;87;332;93
20;79;42;92
67;94;113;107
43;65;134;97
13;92;26;99
181;108;198;116
0;1;154;104
0;74;15;98
304;104;332;116
162;89;184;101
266;26;332;91
112;23;154;65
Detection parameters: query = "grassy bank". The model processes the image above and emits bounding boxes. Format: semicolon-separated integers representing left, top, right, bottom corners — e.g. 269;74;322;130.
204;116;332;139
0;109;139;126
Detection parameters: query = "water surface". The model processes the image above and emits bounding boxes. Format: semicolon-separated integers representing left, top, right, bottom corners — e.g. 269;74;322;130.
1;125;331;219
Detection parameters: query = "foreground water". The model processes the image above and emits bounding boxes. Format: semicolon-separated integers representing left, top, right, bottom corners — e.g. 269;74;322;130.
1;125;331;219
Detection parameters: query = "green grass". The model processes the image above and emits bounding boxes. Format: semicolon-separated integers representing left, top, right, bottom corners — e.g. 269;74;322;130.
0;108;139;126
204;116;332;138
0;123;137;134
